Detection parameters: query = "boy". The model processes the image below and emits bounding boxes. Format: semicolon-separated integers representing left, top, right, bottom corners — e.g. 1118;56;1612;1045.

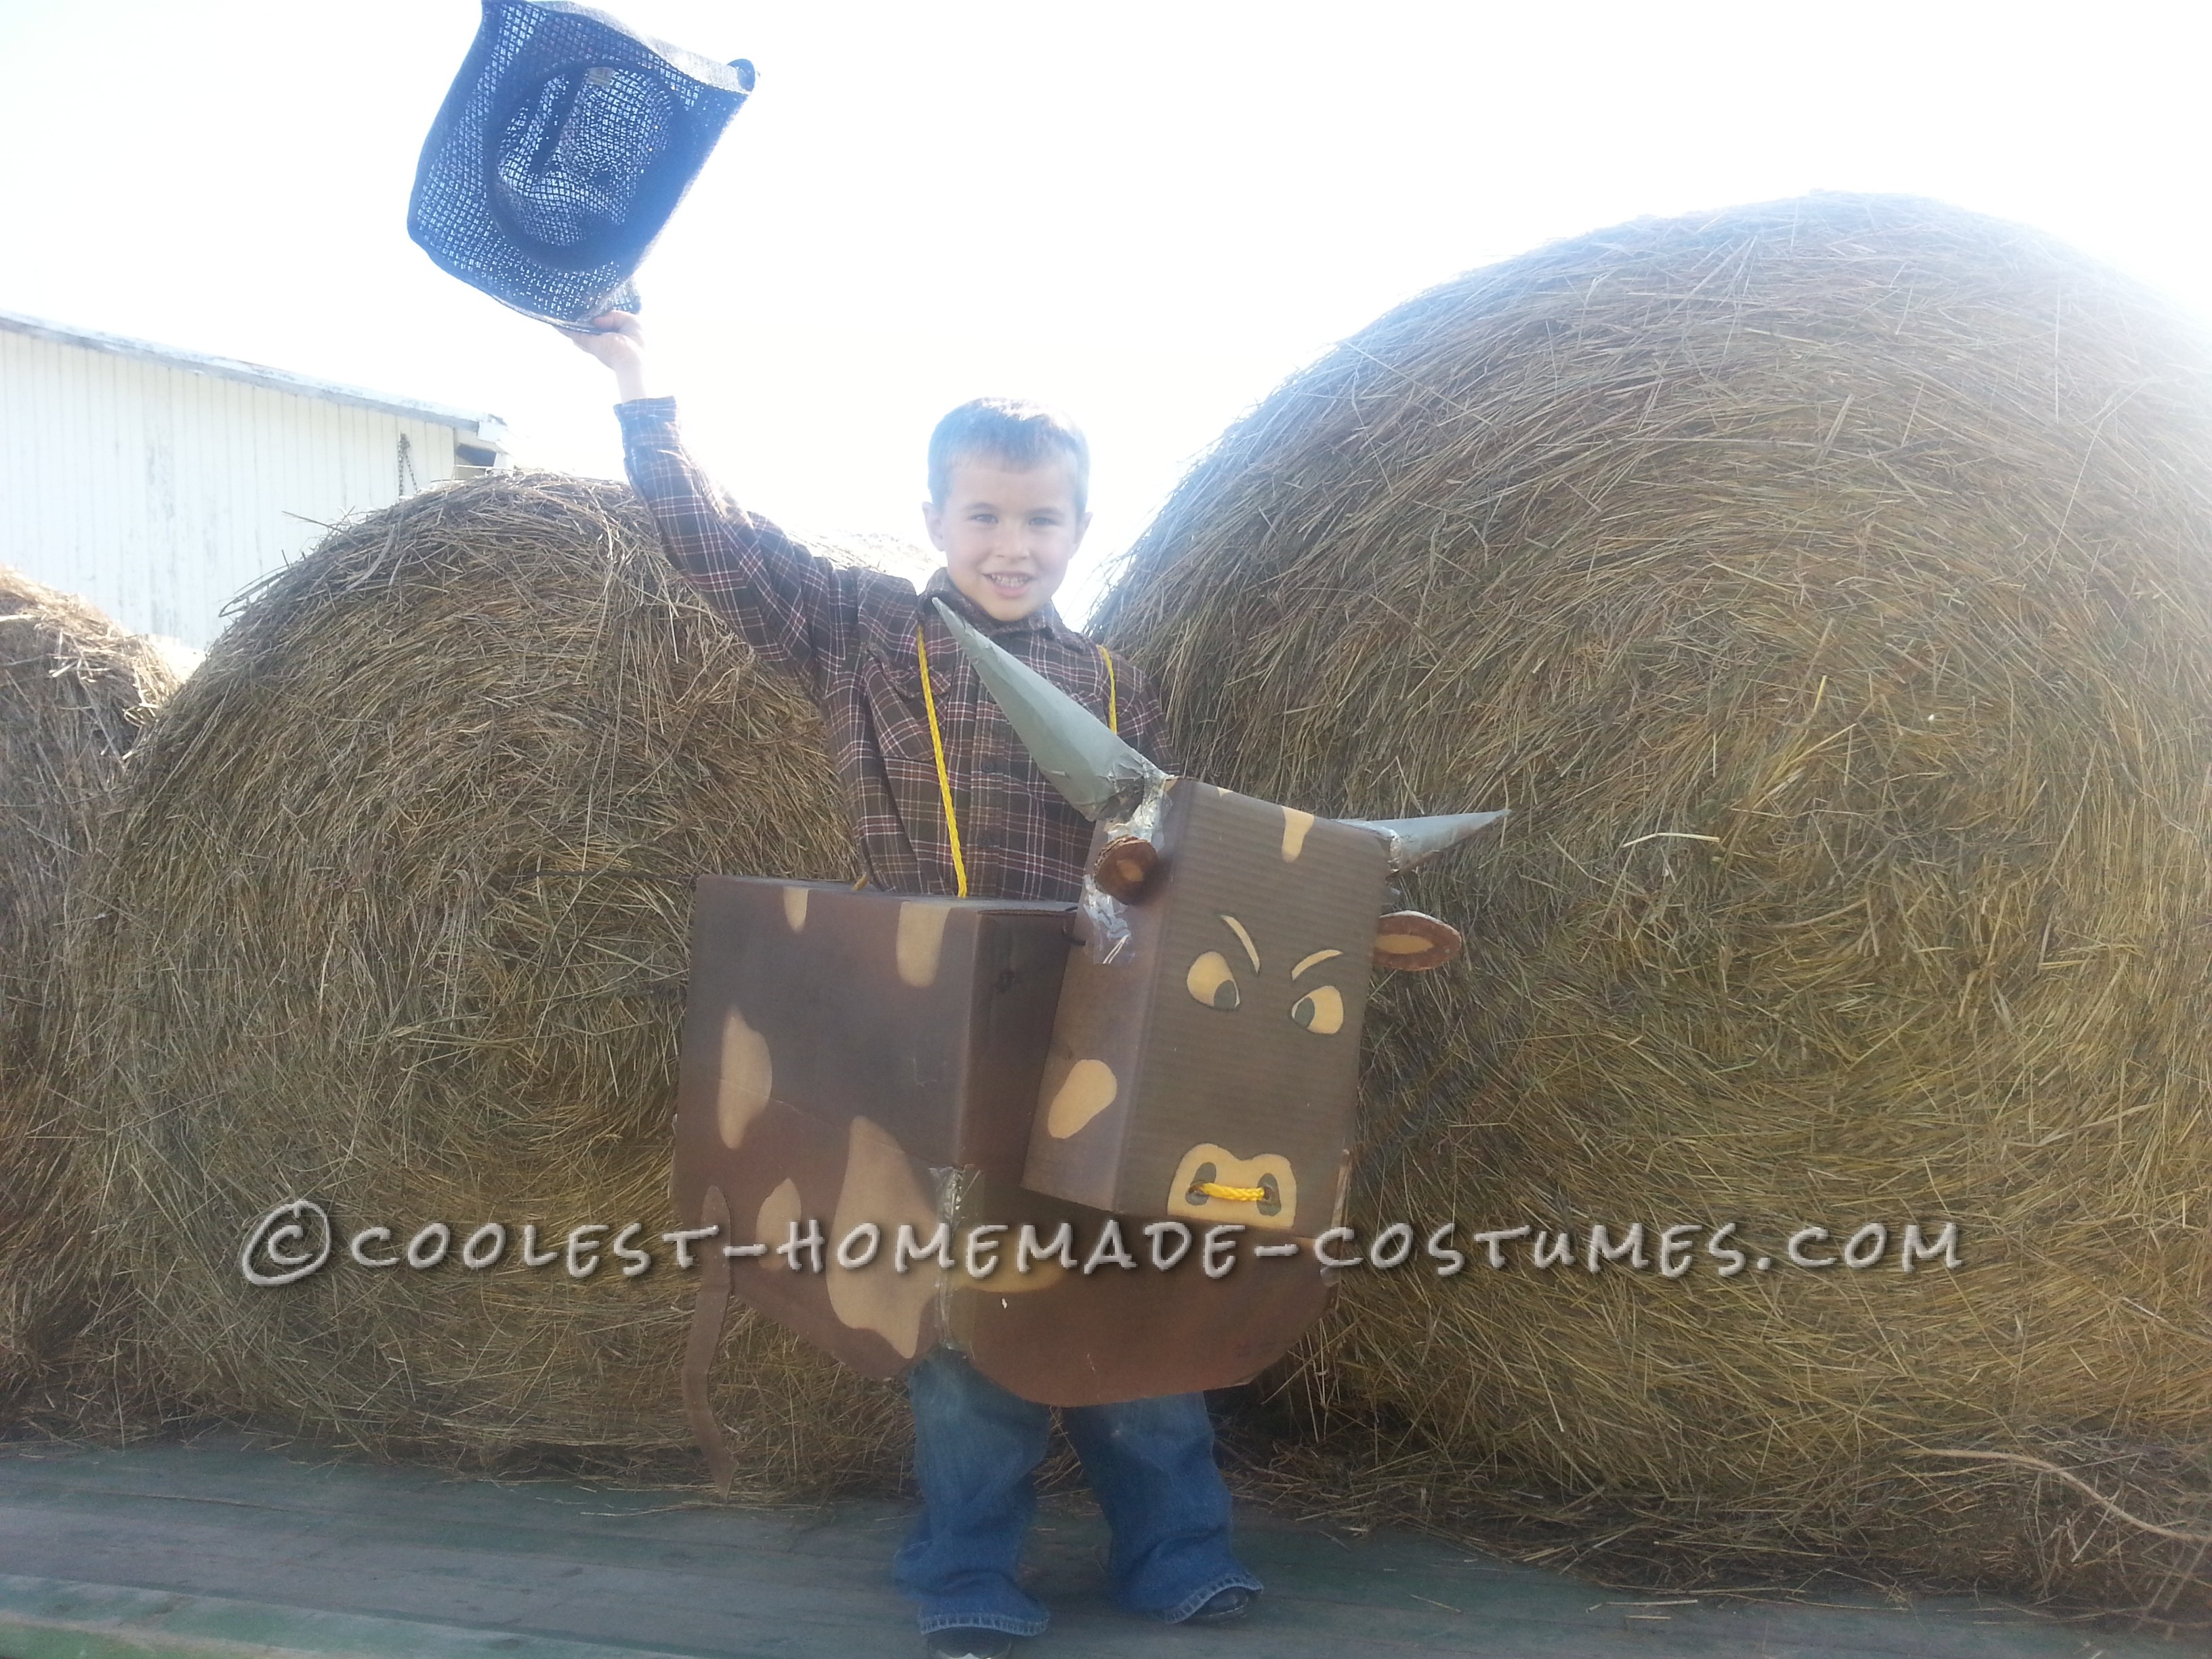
566;313;1263;1658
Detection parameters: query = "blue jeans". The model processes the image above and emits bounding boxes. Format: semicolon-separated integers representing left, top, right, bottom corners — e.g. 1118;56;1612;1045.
893;1347;1262;1637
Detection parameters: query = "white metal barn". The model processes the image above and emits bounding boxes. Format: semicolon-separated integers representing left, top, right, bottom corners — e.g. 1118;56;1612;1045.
0;310;507;650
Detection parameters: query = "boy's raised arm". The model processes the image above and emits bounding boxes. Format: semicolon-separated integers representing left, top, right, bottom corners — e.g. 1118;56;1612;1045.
564;312;843;688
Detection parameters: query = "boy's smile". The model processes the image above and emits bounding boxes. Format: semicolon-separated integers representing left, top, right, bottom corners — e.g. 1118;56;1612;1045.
924;456;1090;623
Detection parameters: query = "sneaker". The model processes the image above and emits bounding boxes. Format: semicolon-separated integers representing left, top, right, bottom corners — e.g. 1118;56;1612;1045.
1184;1585;1258;1625
924;1629;1015;1659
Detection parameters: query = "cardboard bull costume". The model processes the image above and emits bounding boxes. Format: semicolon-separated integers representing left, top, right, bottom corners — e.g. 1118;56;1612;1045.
673;601;1500;1475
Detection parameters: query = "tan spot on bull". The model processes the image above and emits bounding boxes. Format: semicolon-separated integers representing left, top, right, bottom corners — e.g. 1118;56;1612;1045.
782;886;809;932
897;901;951;988
951;1263;1066;1298
1044;1058;1118;1139
1280;807;1315;861
1168;1143;1298;1233
755;1178;803;1249
717;1007;773;1150
950;1226;1068;1296
827;1117;939;1359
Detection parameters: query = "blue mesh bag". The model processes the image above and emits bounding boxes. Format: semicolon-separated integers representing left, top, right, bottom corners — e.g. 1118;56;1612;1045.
409;0;755;325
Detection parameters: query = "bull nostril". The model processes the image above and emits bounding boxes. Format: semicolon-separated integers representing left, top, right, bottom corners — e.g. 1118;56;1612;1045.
1257;1174;1282;1216
1185;1161;1218;1203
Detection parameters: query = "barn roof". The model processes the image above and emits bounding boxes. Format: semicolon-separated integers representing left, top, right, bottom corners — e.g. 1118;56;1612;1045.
0;309;508;446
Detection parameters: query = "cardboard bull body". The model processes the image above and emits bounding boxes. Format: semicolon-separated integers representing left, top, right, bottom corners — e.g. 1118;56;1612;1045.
672;878;1332;1441
670;600;1500;1475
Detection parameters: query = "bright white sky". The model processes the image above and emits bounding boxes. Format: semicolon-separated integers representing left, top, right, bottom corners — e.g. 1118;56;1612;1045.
5;0;2209;620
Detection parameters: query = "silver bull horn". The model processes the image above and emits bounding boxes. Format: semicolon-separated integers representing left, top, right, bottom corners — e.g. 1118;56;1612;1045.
930;599;1166;821
1342;812;1509;872
932;599;1509;863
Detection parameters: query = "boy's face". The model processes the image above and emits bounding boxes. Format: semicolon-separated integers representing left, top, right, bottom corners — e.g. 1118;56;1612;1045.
924;454;1090;622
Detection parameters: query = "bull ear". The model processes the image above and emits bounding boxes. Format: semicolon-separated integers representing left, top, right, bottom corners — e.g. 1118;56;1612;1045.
1343;810;1507;873
930;599;1166;821
1373;911;1462;972
1090;835;1160;902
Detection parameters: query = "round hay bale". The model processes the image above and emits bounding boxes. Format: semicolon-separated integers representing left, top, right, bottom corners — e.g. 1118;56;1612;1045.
1098;194;2212;1617
0;569;181;1426
73;473;914;1485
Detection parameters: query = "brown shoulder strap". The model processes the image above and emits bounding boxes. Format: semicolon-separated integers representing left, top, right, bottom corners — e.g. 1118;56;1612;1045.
680;1185;737;1494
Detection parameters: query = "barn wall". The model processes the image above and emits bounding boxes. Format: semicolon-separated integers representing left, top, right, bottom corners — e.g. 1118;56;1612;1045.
0;327;476;649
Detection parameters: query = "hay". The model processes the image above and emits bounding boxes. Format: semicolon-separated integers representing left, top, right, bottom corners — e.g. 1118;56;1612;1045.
1097;194;2212;1622
69;472;916;1486
0;569;181;1428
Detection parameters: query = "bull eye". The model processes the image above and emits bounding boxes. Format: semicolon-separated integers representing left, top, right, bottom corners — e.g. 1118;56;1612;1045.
1185;951;1241;1010
1290;984;1344;1034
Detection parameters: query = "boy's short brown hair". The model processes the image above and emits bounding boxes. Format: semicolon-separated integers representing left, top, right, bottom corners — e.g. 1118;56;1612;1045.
928;398;1090;516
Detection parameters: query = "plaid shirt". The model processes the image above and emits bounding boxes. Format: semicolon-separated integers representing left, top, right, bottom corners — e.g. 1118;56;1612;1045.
618;397;1177;902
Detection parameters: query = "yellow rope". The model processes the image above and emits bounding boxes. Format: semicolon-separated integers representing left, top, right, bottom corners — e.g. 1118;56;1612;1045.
916;626;969;897
1097;644;1118;733
1195;1181;1268;1202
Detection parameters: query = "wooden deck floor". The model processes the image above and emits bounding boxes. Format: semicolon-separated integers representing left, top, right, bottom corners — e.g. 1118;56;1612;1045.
0;1433;2185;1658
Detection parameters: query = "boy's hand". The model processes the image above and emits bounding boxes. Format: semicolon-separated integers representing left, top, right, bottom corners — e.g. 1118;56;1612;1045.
559;311;656;402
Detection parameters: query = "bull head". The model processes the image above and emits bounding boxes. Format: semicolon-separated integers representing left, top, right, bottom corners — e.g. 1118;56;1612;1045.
931;599;1506;1229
